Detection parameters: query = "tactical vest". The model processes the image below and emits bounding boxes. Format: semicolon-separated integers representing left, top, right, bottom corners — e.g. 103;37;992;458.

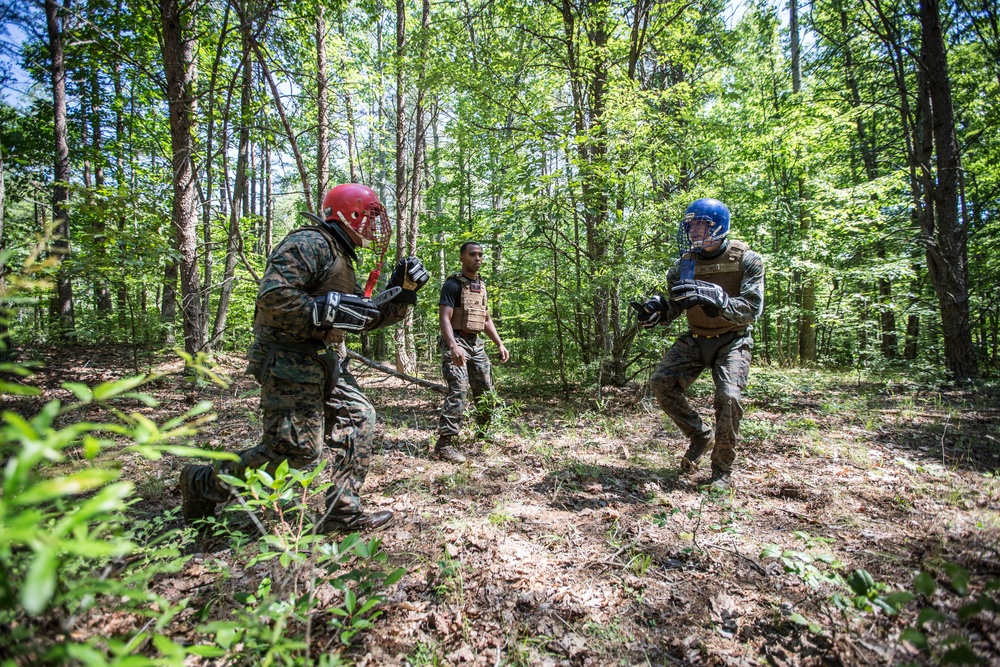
254;225;358;347
448;274;489;333
684;239;748;337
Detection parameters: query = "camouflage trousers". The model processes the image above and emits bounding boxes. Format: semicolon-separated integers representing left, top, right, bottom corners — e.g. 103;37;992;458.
437;335;494;436
650;331;753;473
187;348;375;517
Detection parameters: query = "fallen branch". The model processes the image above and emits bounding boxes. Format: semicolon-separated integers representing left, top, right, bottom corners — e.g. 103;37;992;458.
346;349;447;394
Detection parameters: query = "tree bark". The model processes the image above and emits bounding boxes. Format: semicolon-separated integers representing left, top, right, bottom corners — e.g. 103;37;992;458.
160;0;204;353
46;0;75;338
919;0;978;382
393;0;415;375
210;19;252;348
560;0;611;380
90;71;113;315
316;2;330;204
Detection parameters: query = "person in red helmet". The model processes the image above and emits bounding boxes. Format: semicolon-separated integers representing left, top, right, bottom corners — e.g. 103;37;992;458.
180;184;429;532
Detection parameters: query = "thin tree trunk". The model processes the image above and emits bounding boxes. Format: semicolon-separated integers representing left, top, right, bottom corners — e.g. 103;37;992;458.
46;0;75;337
230;0;313;212
160;0;204;353
113;7;130;329
393;0;415;375
316;2;330;204
210;21;252;348
919;0;978;381
265;138;273;256
90;71;113;314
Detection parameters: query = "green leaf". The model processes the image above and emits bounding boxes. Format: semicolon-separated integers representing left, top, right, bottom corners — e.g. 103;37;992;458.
900;628;928;650
0;380;41;396
916;607;947;626
187;645;227;658
14;469;119;505
939;645;983;665
92;375;148;401
62;382;94;402
944;564;970;596
344;588;356;614
957;600;985;621
760;544;782;559
848;569;875;596
914;571;936;596
21;548;59;615
384;567;405;587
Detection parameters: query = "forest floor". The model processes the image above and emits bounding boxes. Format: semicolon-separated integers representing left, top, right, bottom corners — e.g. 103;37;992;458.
9;345;1000;666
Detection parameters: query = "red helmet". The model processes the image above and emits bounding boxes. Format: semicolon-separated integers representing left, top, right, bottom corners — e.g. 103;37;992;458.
322;184;389;248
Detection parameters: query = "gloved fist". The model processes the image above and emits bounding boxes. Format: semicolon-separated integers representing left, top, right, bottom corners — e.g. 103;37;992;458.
389;257;430;292
630;295;668;329
312;292;381;331
387;257;429;305
670;280;729;315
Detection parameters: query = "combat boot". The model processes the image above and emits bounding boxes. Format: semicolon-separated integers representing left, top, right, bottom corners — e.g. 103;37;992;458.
434;435;466;463
179;465;218;522
708;467;731;490
321;510;395;534
680;433;715;474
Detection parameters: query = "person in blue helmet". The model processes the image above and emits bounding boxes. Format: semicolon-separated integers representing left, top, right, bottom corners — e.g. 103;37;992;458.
634;198;764;489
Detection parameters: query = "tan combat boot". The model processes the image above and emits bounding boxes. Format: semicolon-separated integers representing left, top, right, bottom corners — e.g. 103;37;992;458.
708;466;731;490
434;435;466;463
680;434;715;474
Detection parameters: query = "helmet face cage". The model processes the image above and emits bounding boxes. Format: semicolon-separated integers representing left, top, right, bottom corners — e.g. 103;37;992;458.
678;198;730;252
323;184;393;247
679;213;727;252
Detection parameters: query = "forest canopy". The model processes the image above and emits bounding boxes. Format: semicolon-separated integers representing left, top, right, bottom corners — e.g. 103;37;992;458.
0;0;997;386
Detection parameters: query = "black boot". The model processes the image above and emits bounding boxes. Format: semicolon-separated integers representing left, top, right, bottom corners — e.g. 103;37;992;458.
179;464;219;522
321;510;395;533
434;434;466;463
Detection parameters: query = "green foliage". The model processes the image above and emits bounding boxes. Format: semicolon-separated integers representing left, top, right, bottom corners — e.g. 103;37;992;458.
760;532;910;634
217;461;406;652
0;354;217;661
899;566;999;666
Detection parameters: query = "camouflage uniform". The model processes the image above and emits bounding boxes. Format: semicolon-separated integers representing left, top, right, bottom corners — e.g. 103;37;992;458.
437;274;495;438
183;226;410;520
650;240;764;475
438;335;494;436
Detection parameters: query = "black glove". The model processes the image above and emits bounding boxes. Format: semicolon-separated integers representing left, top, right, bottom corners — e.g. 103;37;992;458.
670;280;729;316
630;296;668;329
387;257;430;305
312;292;380;331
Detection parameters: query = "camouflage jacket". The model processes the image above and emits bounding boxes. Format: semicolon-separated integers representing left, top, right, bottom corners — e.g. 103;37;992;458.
253;228;409;345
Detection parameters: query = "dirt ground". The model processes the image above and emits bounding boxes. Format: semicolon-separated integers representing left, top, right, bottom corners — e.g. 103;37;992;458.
9;346;1000;666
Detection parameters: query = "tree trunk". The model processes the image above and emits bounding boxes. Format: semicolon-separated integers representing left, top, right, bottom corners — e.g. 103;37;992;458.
210;20;252;348
46;0;75;338
560;0;610;377
393;0;415;375
919;0;978;382
265;138;274;256
160;0;204;353
90;71;113;315
316;2;330;204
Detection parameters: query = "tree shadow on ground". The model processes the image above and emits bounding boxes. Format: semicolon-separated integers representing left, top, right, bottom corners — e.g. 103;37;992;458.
532;462;689;512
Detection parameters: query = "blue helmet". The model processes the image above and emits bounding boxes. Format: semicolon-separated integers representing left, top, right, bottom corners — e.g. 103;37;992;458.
679;198;730;252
